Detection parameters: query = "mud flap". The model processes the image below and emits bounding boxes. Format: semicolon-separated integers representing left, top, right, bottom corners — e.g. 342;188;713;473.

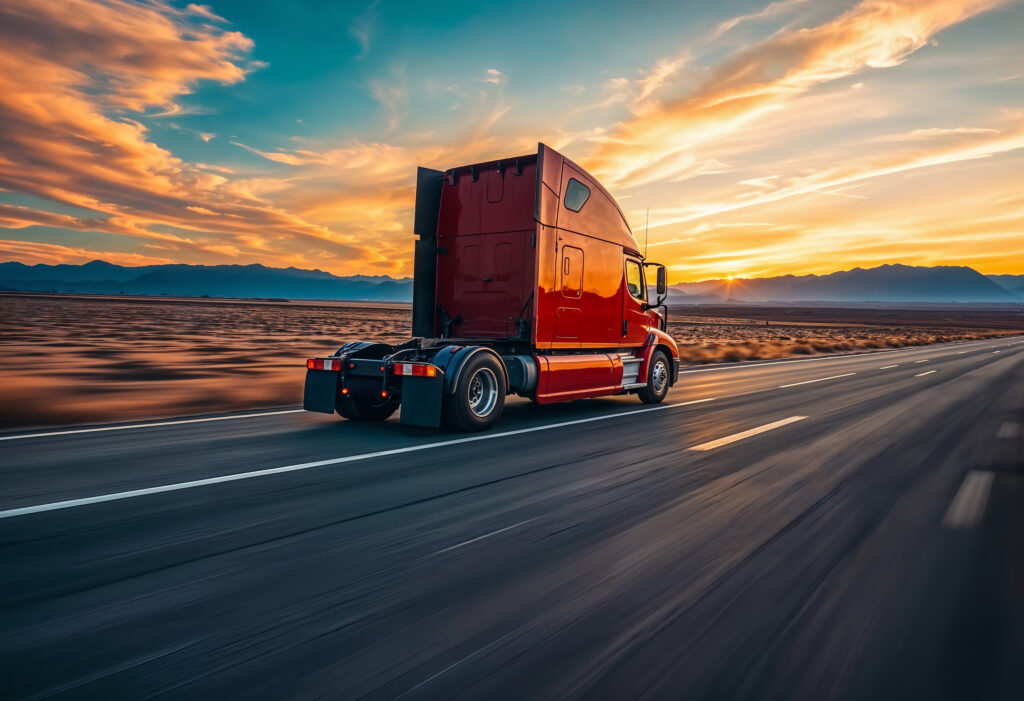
400;375;444;427
303;369;339;414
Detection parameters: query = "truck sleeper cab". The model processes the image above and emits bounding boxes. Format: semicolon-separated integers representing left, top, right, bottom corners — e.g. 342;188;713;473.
303;143;679;431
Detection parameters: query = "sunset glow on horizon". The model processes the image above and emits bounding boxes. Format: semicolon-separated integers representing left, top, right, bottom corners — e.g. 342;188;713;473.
0;0;1022;281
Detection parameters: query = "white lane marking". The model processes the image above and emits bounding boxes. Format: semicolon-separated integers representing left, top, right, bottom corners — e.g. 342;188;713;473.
0;398;717;520
915;370;936;377
943;471;995;529
914;359;929;364
0;409;305;442
993;351;1001;354
434;518;537;554
997;422;1022;439
778;373;855;388
689;416;807;452
879;365;899;369
957;351;968;354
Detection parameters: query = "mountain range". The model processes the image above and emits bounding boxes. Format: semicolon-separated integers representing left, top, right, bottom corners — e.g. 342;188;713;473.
667;264;1023;304
0;260;412;301
1;260;1022;304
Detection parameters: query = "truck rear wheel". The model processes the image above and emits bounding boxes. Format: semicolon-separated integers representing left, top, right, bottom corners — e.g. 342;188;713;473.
443;354;506;432
637;351;671;404
337;396;397;422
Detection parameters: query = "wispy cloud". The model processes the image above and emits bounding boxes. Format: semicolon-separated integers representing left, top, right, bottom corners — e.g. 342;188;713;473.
350;0;380;60
368;66;409;130
479;68;509;86
712;0;814;39
587;0;1010;187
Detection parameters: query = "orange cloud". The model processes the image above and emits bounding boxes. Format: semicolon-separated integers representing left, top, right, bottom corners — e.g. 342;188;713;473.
0;0;373;272
586;0;1009;187
0;240;176;267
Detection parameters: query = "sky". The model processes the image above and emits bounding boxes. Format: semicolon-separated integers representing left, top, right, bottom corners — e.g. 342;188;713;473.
0;0;1021;281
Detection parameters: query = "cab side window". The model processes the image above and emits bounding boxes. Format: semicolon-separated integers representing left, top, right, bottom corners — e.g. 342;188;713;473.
625;259;645;301
563;178;590;212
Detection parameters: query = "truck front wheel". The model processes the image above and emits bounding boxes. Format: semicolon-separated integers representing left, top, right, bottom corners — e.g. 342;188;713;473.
337;396;397;422
637;351;671;404
443;354;506;431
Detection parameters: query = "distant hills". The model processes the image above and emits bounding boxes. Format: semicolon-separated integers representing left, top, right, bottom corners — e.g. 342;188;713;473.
668;264;1023;304
1;260;1022;304
0;260;412;301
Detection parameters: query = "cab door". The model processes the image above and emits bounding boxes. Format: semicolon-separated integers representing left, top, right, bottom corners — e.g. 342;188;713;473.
554;245;583;342
621;256;648;346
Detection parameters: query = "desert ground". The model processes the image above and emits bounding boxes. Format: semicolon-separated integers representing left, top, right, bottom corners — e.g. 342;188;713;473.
1;293;1020;428
666;304;1024;363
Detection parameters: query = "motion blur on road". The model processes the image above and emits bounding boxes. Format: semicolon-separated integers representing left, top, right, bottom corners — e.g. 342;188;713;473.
2;337;1023;699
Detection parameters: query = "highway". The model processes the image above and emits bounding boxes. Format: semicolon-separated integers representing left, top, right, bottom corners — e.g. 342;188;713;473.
2;336;1023;699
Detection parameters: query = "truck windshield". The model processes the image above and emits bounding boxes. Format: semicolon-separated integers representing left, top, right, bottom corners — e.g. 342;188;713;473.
625;259;646;301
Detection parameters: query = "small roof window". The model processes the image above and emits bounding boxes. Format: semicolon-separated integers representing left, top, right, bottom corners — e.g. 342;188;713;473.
563;178;590;212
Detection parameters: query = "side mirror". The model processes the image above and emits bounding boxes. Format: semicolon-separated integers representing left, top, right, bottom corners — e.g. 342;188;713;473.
656;265;667;296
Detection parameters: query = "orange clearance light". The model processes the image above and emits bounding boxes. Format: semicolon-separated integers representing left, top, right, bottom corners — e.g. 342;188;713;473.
307;359;315;370
381;390;389;398
341;387;349;395
426;366;437;377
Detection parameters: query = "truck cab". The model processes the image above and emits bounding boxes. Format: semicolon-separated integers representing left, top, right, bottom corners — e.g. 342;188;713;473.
304;143;679;431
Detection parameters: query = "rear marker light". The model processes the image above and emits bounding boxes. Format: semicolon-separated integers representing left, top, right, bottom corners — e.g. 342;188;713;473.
341;387;349;395
381;391;389;398
394;363;438;377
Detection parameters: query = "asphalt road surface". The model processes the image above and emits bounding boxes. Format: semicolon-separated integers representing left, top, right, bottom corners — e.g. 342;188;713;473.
2;336;1024;700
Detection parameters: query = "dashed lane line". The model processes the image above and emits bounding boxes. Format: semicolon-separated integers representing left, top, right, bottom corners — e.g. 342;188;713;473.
689;416;807;452
997;422;1021;439
778;373;856;389
943;471;995;529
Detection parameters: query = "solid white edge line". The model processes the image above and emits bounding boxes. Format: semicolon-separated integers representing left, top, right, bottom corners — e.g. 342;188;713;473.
0;409;305;442
943;471;994;528
433;518;537;554
0;398;717;520
689;416;807;452
915;370;936;376
778;372;855;388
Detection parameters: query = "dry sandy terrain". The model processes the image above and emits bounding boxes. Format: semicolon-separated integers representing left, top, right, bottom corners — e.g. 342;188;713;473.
1;294;1020;428
667;305;1022;363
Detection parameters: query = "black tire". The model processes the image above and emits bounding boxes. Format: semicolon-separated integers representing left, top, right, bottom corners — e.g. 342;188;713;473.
443;353;506;432
637;350;671;404
336;396;397;422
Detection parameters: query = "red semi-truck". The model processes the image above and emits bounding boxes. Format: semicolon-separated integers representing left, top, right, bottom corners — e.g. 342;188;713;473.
303;143;679;431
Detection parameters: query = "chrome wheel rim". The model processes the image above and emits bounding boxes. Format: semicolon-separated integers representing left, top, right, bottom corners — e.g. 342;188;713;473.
468;368;499;417
652;360;669;394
